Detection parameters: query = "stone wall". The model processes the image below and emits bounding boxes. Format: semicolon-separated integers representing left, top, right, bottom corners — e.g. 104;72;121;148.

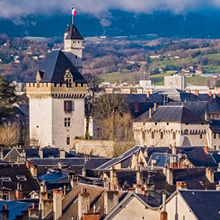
74;140;115;158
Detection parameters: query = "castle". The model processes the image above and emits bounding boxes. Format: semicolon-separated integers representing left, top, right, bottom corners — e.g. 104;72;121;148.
26;19;87;150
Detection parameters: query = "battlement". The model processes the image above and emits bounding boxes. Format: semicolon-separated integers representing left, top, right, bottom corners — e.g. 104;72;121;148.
26;82;87;97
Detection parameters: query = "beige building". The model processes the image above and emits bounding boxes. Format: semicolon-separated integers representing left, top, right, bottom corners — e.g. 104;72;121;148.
133;103;209;148
26;23;87;150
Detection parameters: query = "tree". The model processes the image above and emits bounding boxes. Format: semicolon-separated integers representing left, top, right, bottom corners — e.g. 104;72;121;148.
0;76;16;119
84;74;102;139
92;94;131;140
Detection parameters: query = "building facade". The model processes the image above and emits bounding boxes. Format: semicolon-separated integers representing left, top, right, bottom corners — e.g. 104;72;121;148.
27;23;87;150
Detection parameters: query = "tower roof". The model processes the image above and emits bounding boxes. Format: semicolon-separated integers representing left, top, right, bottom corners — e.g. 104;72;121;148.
28;50;86;84
65;24;83;40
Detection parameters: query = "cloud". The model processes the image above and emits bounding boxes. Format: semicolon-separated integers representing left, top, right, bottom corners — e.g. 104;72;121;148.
0;0;219;19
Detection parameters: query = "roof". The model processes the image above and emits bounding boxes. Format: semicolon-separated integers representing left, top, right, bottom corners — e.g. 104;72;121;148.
210;120;220;133
65;24;83;40
0;164;39;193
135;104;207;123
147;147;217;168
27;50;86;83
96;146;144;170
179;190;220;220
0;201;32;220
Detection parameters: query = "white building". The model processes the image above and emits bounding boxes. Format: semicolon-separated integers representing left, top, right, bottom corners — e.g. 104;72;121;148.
164;75;186;90
26;20;87;151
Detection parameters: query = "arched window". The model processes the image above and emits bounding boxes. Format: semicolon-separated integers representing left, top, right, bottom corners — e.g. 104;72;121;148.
142;132;145;140
173;132;176;140
160;132;164;139
184;129;189;135
151;131;154;139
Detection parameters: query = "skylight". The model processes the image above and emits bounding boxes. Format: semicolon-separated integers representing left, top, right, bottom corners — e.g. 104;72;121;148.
2;177;12;182
16;175;27;181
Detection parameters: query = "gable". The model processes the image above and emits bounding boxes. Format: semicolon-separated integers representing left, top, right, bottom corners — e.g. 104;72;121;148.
3;148;23;163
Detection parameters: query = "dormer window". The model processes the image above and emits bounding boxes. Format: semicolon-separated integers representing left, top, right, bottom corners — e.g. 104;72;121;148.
2;177;12;182
16;175;27;181
64;69;73;87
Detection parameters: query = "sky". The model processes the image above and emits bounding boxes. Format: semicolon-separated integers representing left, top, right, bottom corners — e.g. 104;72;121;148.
0;0;220;19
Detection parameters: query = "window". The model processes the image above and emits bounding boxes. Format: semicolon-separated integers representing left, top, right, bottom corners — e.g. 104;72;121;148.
173;132;176;140
167;122;169;125
142;132;145;140
214;133;217;139
184;129;189;135
16;175;27;181
2;177;12;182
66;137;70;145
214;146;217;150
64;101;75;112
64;118;71;127
160;132;164;139
200;134;202;139
151;132;154;139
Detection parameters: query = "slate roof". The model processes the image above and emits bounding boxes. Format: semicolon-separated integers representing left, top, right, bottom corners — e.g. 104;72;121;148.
96;146;145;170
0;201;32;220
147;147;217;168
179;190;220;220
27;50;86;83
65;24;83;40
135;104;207;123
45;183;127;220
209;120;220;133
0;164;39;193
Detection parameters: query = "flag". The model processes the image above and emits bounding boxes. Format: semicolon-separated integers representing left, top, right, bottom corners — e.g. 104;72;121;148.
72;7;77;16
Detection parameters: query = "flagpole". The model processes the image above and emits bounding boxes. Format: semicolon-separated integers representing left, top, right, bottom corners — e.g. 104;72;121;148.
72;13;74;25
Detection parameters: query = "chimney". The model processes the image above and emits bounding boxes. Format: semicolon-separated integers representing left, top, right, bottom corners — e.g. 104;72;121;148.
25;161;30;169
163;167;173;185
204;146;209;154
151;159;156;170
147;90;150;99
213;93;216;99
15;183;23;199
53;190;63;220
149;108;152;119
218;163;220;172
1;205;9;220
172;145;177;155
154;102;157;111
83;213;100;220
21;149;26;159
176;181;187;190
38;148;43;158
110;167;118;191
30;164;38;178
0;149;3;159
59;149;65;159
136;166;143;185
170;146;177;169
209;91;212;97
69;173;78;189
206;167;214;183
160;193;167;220
205;113;209;121
194;89;199;96
82;167;86;177
78;187;90;220
104;190;119;215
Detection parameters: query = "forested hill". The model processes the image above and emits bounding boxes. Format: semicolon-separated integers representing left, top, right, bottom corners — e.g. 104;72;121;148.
2;10;220;38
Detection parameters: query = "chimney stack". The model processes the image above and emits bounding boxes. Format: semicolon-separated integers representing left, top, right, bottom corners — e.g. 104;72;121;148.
154;102;157;111
176;181;187;190
30;164;38;178
136;166;143;185
38;148;43;159
160;193;167;220
163;167;173;185
147;90;150;99
110;167;118;191
53;190;63;220
206;167;214;183
78;187;90;220
149;108;152;119
213;93;216;99
59;149;65;159
104;190;119;215
194;89;199;96
204;146;209;154
1;205;9;220
209;91;212;97
15;183;23;199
